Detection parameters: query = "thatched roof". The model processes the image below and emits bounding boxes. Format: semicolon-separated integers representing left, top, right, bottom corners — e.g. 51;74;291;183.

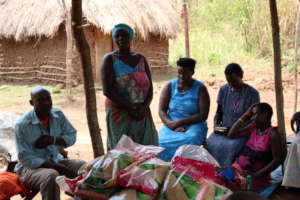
0;0;180;41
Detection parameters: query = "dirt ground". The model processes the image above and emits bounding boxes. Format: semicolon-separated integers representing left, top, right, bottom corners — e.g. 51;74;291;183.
2;66;300;200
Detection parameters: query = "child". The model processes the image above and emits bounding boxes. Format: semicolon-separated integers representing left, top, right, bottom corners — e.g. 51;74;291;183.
225;103;286;191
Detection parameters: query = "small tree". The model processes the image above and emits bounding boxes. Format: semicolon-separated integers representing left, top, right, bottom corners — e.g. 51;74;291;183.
72;0;104;157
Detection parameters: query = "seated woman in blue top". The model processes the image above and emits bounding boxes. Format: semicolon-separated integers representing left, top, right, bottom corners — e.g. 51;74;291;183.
205;63;260;167
158;58;210;161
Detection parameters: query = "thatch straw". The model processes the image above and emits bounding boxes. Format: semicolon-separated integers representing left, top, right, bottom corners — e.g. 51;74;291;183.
0;0;180;41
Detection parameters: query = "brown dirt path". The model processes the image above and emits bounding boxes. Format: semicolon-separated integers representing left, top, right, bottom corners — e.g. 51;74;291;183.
5;66;300;199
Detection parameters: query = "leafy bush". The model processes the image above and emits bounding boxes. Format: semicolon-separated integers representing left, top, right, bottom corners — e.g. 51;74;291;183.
169;0;296;76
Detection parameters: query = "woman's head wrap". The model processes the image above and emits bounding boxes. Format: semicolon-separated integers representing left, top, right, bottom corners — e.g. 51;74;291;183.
112;24;135;40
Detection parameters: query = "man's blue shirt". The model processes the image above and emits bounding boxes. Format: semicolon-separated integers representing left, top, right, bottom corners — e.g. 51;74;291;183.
15;108;76;173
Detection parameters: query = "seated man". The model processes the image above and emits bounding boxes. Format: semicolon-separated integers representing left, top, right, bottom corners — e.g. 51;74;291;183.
205;63;260;167
14;86;85;200
227;103;286;192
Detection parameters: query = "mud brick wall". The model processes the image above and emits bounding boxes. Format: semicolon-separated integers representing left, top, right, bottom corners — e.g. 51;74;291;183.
132;35;170;73
0;29;169;86
0;26;96;86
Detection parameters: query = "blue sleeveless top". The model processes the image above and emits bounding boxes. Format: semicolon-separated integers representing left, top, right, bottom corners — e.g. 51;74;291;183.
168;78;203;121
158;78;208;161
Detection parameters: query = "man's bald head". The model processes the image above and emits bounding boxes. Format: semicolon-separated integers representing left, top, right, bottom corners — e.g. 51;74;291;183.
30;86;50;99
30;86;52;118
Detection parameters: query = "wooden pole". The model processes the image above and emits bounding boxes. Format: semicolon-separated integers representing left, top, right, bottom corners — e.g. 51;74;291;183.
62;0;73;101
269;0;286;136
72;0;104;157
294;0;300;112
95;30;101;85
182;0;190;57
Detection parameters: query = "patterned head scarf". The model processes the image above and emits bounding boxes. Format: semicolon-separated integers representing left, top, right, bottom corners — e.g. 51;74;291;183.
112;23;135;40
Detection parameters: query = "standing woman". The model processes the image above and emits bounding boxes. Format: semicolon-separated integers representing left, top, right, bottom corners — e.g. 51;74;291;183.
101;24;158;150
158;58;210;161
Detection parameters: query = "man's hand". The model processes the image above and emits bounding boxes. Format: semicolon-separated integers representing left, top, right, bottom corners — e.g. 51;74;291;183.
35;135;54;148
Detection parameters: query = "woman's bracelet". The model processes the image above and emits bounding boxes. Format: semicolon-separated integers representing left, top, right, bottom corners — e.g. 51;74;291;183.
53;136;56;145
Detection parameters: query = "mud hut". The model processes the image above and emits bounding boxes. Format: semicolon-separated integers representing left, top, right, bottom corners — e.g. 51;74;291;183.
0;0;180;85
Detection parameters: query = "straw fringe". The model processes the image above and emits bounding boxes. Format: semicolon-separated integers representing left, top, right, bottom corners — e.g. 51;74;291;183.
0;0;180;41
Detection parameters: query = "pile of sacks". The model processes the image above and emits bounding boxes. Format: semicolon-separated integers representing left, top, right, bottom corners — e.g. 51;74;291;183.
56;136;232;200
0;111;19;172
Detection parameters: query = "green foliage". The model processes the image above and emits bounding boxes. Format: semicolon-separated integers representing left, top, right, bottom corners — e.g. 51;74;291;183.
51;88;61;94
0;85;68;108
169;0;296;77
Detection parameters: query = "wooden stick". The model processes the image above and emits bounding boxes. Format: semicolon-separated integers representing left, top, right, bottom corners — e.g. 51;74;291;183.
38;77;65;82
40;65;66;71
294;1;300;112
182;0;190;57
62;0;74;101
3;76;36;80
0;70;66;77
0;71;35;75
0;67;36;70
36;71;66;77
72;0;104;157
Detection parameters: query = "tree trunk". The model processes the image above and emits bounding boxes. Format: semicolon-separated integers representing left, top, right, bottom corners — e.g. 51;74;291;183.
71;0;104;157
62;0;73;101
269;0;286;136
182;0;190;57
294;0;300;113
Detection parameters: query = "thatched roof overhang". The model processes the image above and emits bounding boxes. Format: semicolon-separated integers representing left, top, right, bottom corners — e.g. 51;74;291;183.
0;0;180;41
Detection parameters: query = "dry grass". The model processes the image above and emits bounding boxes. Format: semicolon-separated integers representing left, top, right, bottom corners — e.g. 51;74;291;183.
0;0;180;41
240;0;297;56
169;0;298;71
